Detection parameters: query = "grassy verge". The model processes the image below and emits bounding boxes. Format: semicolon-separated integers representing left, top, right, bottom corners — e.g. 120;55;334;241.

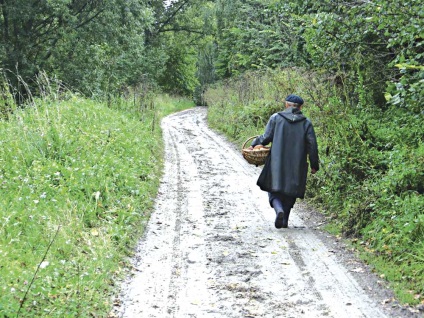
204;68;424;307
0;93;193;317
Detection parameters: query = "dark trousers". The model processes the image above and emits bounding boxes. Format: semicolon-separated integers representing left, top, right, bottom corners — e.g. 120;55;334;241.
268;192;296;214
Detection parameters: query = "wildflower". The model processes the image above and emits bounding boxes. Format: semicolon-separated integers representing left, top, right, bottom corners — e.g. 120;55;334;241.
40;261;49;269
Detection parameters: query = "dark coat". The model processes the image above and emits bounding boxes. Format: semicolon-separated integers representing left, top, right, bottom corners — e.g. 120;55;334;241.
251;107;319;198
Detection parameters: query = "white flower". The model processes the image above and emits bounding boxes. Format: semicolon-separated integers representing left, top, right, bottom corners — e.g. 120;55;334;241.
40;261;49;269
93;191;101;201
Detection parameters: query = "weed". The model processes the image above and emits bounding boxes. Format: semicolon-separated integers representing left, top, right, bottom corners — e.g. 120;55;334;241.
0;91;194;316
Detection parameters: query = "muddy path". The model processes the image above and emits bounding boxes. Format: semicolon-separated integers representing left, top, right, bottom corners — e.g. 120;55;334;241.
112;107;419;318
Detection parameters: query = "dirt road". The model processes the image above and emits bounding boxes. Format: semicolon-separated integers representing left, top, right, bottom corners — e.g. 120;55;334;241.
113;107;417;318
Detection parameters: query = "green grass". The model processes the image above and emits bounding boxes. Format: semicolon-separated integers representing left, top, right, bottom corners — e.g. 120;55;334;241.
357;245;424;305
0;94;194;317
323;223;341;236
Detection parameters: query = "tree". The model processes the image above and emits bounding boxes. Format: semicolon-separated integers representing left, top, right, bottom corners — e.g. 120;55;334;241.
211;0;423;112
0;0;154;97
148;0;216;97
214;0;305;78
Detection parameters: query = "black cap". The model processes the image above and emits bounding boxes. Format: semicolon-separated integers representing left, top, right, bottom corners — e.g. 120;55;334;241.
285;94;304;105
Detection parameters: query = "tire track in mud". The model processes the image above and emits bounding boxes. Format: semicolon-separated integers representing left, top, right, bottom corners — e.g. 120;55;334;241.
113;107;401;318
166;129;184;316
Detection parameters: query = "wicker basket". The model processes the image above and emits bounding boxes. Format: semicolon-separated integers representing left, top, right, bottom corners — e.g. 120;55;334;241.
241;136;270;166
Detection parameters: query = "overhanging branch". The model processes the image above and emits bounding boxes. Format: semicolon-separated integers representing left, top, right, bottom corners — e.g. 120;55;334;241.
159;27;208;35
157;0;190;33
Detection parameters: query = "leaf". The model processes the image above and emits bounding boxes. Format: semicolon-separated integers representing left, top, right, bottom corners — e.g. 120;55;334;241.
394;64;424;70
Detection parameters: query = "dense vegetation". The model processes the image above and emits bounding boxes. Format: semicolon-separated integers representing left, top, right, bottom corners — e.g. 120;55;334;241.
0;0;213;100
1;0;423;315
0;89;193;316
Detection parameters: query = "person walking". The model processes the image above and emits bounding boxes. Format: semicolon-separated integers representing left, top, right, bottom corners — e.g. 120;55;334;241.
248;94;319;228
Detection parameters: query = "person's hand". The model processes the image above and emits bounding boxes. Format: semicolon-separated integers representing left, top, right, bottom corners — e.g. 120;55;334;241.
311;168;317;174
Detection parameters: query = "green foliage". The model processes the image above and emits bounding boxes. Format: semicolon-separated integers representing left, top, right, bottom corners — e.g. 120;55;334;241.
157;40;199;96
0;92;194;317
302;0;424;110
0;74;16;119
0;0;154;97
150;0;216;98
211;0;423;115
204;68;424;305
195;36;217;105
214;0;303;78
0;0;215;99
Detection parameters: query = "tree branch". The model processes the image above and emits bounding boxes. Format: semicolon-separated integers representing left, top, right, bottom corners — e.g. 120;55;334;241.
157;0;191;33
159;27;208;35
75;8;105;29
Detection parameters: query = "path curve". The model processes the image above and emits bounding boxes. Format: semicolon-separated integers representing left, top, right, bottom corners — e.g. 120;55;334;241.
113;107;414;318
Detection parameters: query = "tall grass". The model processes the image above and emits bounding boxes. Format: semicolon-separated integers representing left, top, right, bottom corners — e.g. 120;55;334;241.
205;68;424;305
0;80;194;316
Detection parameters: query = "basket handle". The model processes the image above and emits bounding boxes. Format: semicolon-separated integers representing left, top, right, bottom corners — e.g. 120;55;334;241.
242;136;259;150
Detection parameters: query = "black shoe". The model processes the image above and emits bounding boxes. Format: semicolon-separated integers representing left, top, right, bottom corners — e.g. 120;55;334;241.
281;211;290;228
275;211;284;229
